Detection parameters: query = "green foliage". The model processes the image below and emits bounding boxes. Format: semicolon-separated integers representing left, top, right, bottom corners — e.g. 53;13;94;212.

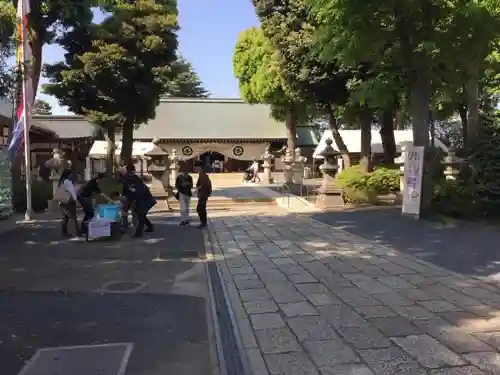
13;179;52;213
164;55;209;98
43;0;179;162
33;99;52;115
336;165;399;204
432;179;476;218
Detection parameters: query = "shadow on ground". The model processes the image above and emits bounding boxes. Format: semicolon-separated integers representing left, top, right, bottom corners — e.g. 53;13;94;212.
308;207;500;278
0;217;211;375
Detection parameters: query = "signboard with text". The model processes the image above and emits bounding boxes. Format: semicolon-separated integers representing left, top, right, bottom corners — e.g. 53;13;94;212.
87;219;111;240
402;146;424;217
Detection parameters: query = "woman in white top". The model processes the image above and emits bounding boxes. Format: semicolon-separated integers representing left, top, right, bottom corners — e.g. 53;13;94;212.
58;169;79;237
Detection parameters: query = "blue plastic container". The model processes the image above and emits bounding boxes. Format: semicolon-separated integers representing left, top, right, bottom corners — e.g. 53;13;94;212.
97;204;121;221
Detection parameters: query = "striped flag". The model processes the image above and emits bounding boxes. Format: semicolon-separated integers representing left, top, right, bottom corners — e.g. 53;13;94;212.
8;0;33;158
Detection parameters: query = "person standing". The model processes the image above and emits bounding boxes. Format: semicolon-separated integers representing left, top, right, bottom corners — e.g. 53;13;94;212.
175;170;193;226
194;161;212;229
77;173;112;232
56;169;79;238
248;159;261;183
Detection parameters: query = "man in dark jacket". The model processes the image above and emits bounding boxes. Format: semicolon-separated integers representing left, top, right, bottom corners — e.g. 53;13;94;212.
194;161;212;229
120;164;156;237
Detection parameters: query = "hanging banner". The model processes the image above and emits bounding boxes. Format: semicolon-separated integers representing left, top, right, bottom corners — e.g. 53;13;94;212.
0;149;12;218
402;146;424;217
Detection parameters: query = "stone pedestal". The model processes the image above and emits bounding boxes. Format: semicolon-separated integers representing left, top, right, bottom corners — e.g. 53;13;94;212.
261;148;274;184
281;148;294;184
44;149;69;211
442;151;462;180
169;149;180;187
316;139;343;208
395;146;406;192
145;145;168;189
293;147;307;185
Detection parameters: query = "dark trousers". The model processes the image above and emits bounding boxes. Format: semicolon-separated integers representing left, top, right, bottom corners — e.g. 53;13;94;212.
197;196;208;226
78;197;94;231
61;200;78;237
133;205;153;236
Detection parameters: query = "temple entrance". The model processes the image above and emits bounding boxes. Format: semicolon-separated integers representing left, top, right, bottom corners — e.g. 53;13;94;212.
199;151;225;173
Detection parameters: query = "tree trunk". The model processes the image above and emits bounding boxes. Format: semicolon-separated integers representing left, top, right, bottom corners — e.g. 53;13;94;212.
285;106;297;158
466;62;480;144
458;105;468;144
327;105;350;167
379;108;397;164
359;107;372;173
120;122;134;165
104;125;116;177
409;71;432;215
395;109;405;130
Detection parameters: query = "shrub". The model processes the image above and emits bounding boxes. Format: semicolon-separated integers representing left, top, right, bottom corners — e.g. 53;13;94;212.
366;167;400;194
432;179;476;218
13;179;52;213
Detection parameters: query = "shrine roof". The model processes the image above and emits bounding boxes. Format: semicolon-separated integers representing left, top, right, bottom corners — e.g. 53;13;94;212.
32;115;100;139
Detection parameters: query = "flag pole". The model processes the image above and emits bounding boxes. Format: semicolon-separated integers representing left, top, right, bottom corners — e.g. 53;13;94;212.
22;76;32;221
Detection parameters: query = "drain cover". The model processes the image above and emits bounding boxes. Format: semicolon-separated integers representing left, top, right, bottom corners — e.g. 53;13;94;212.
18;343;133;375
104;281;143;292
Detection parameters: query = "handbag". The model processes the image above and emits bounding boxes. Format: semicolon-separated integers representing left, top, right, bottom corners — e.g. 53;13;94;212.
54;184;71;203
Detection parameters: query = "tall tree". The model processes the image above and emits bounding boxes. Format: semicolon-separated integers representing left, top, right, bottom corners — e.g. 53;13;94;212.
32;98;52;114
44;0;179;165
233;27;304;153
0;0;15;99
165;56;209;97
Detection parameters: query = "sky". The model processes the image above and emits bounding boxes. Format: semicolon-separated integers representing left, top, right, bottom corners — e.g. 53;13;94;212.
37;0;260;115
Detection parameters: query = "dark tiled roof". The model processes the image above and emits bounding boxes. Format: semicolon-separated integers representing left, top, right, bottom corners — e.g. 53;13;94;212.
132;98;287;140
32;115;99;139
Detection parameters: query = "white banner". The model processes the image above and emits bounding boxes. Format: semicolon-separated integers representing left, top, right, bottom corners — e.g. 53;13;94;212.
402;146;424;217
88;219;111;240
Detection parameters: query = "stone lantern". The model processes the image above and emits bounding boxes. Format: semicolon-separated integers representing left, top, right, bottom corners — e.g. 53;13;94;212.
293;147;307;184
261;147;274;184
145;144;169;190
316;139;342;208
442;150;463;180
395;146;406;192
44;148;70;211
281;148;294;184
169;148;180;186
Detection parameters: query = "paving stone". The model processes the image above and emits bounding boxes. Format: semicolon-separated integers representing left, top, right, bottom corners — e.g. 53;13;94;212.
272;257;297;265
278;264;306;275
343;274;394;294
264;352;319;375
239;317;258;348
288;272;318;284
379;262;416;275
290;253;316;263
296;283;331;295
255;328;302;354
245;300;279;314
318;304;369;329
369;316;421;337
240;288;272;302
400;274;437;287
333;288;381;307
419;300;463;313
353;305;398;319
414;317;493;354
358;265;390;277
359;346;428;375
474;332;500;351
288;315;340;342
404;289;439;302
229;266;255;275
307;293;341;307
267;283;306;303
372;292;414;306
463;352;500;375
246;347;270;375
250;313;286;330
304;340;359;367
338;325;392;349
376;276;416;290
257;270;289;283
390;304;436;320
280;302;318;317
392;334;465;368
326;260;360;274
429;367;485;375
234;273;260;282
319;364;374;375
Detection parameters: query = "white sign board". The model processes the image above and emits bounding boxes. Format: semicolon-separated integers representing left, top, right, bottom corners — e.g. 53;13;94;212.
402;146;424;217
88;219;111;240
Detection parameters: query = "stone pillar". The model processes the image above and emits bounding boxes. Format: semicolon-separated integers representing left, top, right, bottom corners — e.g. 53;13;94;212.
281;148;294;184
261;147;274;184
316;139;342;208
293;147;307;184
395;146;406;192
442;151;462;180
169;149;180;186
44;149;69;211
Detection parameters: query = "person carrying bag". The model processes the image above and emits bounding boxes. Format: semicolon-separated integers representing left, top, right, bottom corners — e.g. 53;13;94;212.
56;169;79;239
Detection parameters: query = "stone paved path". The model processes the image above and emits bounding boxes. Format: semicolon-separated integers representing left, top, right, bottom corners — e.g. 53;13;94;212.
207;206;500;375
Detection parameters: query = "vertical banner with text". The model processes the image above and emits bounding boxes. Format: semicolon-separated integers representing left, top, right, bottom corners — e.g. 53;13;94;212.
402;146;424;217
